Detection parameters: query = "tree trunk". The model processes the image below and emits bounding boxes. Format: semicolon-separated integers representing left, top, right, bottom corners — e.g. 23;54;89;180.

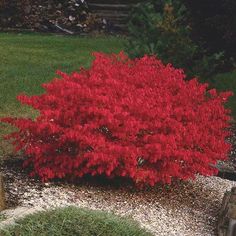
0;173;6;211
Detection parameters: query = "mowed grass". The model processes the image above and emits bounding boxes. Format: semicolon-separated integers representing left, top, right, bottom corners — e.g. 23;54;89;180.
0;32;235;157
210;70;236;119
0;33;125;157
0;33;124;116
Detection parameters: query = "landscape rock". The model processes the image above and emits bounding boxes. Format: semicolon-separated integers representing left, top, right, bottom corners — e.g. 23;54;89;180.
218;187;236;236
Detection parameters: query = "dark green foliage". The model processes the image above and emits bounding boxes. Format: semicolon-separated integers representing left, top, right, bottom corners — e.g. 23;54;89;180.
126;1;195;66
0;207;152;236
126;0;227;79
183;0;236;66
210;71;236;119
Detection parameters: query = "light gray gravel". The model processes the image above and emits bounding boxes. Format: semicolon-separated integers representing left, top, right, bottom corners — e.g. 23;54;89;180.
1;163;236;236
0;206;43;228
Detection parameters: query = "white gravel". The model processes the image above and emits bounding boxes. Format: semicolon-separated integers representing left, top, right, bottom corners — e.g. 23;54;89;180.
1;163;236;236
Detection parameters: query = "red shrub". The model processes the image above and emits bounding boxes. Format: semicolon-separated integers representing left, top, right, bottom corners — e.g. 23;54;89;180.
1;52;233;186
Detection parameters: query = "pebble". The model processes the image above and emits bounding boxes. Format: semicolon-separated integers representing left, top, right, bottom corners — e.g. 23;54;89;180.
1;161;236;236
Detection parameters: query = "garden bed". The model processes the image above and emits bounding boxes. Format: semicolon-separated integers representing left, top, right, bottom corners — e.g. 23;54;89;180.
1;158;236;236
0;32;235;236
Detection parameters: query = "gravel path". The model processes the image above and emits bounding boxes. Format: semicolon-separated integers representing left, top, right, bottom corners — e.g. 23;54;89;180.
1;160;236;236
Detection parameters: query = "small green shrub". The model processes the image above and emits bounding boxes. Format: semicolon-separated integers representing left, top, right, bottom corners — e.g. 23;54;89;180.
126;0;224;79
126;1;194;67
0;207;152;236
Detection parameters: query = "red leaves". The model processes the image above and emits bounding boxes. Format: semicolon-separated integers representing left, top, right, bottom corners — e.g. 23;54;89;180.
1;52;233;186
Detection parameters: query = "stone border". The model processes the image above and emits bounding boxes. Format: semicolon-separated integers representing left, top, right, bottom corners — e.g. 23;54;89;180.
218;187;236;236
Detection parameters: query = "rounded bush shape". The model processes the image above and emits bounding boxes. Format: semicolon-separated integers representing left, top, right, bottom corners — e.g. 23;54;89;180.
2;52;232;186
0;207;151;236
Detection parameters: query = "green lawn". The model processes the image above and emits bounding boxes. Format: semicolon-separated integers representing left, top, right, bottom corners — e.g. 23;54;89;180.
0;33;124;117
210;71;236;119
0;32;235;157
0;33;124;157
